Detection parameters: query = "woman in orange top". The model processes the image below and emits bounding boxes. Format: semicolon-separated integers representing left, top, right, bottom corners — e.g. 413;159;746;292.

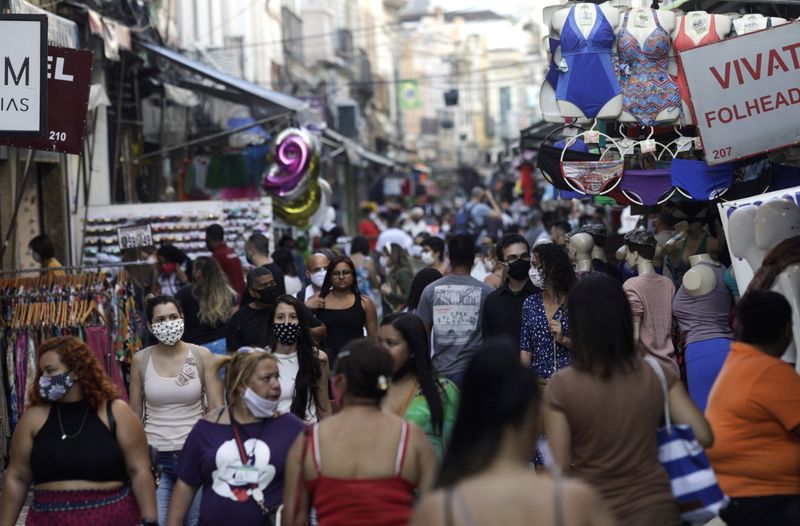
706;290;800;526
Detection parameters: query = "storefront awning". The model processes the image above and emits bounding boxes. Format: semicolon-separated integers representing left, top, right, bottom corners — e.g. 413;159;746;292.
322;128;396;168
142;43;308;114
9;0;80;48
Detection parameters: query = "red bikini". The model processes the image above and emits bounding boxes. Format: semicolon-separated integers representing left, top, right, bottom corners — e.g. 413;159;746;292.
673;14;721;123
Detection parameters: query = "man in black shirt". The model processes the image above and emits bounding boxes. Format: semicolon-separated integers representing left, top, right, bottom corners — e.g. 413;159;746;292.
245;232;285;295
482;233;541;345
226;267;325;352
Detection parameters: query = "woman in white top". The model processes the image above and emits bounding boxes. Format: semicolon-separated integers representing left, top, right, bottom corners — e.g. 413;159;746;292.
129;295;223;526
264;295;331;422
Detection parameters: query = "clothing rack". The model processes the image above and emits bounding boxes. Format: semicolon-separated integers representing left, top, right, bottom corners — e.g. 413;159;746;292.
0;260;152;276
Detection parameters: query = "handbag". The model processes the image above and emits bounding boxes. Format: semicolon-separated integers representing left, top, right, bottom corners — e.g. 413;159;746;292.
644;356;729;522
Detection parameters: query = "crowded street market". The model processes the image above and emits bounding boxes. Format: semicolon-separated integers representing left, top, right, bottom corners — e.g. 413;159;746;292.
0;0;799;525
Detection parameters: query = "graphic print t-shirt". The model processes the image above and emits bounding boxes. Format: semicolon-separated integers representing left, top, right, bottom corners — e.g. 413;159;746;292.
177;414;305;522
416;274;493;378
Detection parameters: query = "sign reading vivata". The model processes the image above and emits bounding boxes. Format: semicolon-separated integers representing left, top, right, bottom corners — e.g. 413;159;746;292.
0;15;48;135
680;22;800;165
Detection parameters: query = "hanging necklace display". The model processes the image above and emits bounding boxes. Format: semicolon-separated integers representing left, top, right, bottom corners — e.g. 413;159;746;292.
559;120;624;196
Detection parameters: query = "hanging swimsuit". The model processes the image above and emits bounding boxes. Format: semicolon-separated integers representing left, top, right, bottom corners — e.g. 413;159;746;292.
621;159;676;205
560;159;624;195
673;14;720;123
556;5;622;118
537;143;601;192
671;158;735;200
617;9;681;126
545;37;561;89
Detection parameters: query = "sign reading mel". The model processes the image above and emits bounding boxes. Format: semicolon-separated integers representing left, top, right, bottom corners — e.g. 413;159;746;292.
0;14;48;135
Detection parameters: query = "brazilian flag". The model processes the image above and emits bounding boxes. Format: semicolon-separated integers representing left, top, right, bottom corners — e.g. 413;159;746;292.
398;80;421;110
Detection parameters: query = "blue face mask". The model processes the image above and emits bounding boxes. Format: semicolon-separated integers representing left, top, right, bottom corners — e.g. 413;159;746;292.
39;371;75;401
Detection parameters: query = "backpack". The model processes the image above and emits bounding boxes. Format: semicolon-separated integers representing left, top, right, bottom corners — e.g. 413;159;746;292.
454;202;479;238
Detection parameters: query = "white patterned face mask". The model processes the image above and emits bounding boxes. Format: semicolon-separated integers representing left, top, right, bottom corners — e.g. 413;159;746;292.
151;319;184;346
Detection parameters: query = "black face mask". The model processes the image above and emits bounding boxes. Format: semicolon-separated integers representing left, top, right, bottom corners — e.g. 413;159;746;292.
254;285;279;305
507;259;531;281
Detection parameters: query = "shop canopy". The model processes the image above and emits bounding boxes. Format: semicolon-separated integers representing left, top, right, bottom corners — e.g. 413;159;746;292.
141;43;308;115
322;128;397;169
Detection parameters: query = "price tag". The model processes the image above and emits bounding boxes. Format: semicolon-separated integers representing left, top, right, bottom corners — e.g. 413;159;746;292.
676;137;694;152
585;130;600;144
694;137;704;150
640;139;657;153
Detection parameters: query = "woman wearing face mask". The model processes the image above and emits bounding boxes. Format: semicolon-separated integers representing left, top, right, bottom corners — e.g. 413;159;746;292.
0;336;157;526
380;243;414;314
176;256;238;355
283;339;437;526
129;295;224;526
315;256;378;366
166;349;305;526
379;313;460;459
267;295;332;421
155;244;192;296
520;243;576;379
421;237;448;275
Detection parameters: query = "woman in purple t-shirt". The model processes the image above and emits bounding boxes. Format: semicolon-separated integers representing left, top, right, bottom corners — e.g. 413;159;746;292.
166;349;305;526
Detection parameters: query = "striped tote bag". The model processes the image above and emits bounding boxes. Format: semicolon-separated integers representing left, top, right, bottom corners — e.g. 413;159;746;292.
644;356;729;522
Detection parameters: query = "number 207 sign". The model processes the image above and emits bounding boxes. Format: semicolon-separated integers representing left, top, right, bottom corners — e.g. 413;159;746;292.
680;22;800;165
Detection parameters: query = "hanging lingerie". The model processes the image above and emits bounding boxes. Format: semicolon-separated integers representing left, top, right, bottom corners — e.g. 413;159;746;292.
770;164;800;192
546;37;560;89
673;14;720;123
556;5;622;118
560;159;624;195
617;9;681;126
537;143;601;192
671;158;735;200
621;167;676;205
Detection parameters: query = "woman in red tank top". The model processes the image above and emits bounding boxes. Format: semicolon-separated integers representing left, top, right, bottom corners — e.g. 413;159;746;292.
283;339;437;526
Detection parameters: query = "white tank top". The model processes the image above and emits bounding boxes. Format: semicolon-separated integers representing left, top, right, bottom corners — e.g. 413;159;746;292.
144;350;203;450
275;352;318;422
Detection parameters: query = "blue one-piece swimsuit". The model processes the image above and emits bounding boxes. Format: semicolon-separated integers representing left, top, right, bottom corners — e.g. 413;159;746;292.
556;5;622;118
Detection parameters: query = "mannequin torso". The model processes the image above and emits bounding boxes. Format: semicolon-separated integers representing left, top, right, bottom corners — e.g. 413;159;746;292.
774;265;800;369
617;7;679;125
728;206;765;272
682;254;721;296
733;14;787;36
672;12;731;124
551;2;622;119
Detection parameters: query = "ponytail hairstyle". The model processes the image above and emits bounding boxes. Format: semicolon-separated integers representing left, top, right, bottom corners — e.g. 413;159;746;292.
215;348;278;405
334;338;393;402
381;313;445;434
266;295;323;418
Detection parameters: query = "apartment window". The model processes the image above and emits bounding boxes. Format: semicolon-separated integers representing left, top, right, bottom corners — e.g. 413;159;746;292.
282;6;303;62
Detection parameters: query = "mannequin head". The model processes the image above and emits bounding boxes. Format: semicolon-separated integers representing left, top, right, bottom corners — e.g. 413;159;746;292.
624;230;657;268
728;206;762;269
576;223;608;262
755;199;800;253
568;232;594;262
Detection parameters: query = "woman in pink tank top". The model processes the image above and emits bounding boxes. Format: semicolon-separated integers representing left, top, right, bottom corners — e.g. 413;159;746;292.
283;339;437;526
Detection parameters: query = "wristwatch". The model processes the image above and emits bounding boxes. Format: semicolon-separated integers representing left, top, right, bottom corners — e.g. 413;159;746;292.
141;519;159;526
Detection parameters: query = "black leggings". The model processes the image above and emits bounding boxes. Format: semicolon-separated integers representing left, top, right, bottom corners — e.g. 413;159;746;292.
720;494;800;526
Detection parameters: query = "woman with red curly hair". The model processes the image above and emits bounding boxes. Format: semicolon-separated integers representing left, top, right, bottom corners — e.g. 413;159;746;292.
0;336;157;526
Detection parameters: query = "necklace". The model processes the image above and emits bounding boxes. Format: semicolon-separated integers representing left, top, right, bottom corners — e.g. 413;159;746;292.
56;403;90;440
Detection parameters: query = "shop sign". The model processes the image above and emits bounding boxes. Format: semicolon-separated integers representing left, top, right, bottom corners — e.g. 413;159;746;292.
680;23;800;165
0;15;48;135
0;46;93;154
717;185;800;293
117;224;153;251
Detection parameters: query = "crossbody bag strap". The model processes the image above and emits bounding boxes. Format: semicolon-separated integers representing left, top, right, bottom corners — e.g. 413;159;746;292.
643;356;672;432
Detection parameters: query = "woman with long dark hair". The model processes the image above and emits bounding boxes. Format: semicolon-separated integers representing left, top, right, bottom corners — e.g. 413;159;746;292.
266;295;332;421
176;256;237;355
403;267;443;313
520;242;577;379
283;339;436;526
272;247;303;297
545;274;711;526
411;347;613;526
379;313;459;458
315;256;378;365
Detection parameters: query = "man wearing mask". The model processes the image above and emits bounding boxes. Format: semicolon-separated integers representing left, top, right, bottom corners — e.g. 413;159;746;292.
245;233;285;295
226;268;325;351
205;223;245;296
297;252;330;305
482;234;541;344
